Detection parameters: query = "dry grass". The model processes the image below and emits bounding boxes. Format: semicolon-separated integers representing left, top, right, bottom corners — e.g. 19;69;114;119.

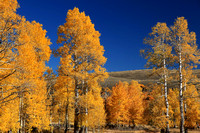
53;126;200;133
90;128;200;133
102;69;200;89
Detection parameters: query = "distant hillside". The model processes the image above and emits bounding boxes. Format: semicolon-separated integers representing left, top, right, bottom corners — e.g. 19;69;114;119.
102;69;200;89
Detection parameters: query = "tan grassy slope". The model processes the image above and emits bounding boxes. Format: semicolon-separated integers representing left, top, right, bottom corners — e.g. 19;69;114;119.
102;69;200;88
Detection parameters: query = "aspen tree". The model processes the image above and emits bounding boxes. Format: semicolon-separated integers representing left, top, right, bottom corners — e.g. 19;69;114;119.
107;81;130;126
56;7;107;133
107;81;144;127
171;17;200;133
0;19;51;133
128;81;144;127
184;85;200;128
44;68;56;133
78;78;106;132
168;89;180;128
142;22;172;132
179;40;199;132
54;74;75;132
15;19;51;132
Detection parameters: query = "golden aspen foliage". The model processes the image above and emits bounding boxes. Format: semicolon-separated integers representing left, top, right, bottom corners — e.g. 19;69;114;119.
142;91;156;126
142;22;172;68
107;81;130;125
56;7;107;81
0;0;19;14
184;85;200;128
54;75;75;125
107;81;144;127
168;85;200;129
87;94;106;128
128;80;144;126
16;20;51;132
146;84;173;129
171;17;200;66
79;79;106;128
0;16;51;132
168;89;180;128
0;1;21;132
0;0;19;85
0;0;20;132
0;99;20;132
0;0;22;83
0;0;20;48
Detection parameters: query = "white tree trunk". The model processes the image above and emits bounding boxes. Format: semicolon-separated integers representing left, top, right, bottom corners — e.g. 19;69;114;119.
184;82;188;132
179;51;185;133
163;57;169;133
184;82;187;114
19;93;24;133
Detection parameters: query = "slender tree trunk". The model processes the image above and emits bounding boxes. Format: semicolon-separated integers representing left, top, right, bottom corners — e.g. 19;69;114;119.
19;92;24;133
97;126;100;133
85;108;88;133
50;98;54;133
20;94;22;133
58;103;61;131
74;53;80;133
1;88;3;98
184;82;188;133
184;84;187;114
74;78;79;133
50;113;53;133
79;127;84;133
64;103;69;133
64;87;69;133
50;94;53;133
79;80;84;133
179;51;185;133
19;97;21;133
23;114;25;133
85;81;88;133
183;83;187;113
173;113;177;128
163;58;169;133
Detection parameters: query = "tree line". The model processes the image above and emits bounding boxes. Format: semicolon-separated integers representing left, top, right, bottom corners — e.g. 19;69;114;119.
0;0;200;133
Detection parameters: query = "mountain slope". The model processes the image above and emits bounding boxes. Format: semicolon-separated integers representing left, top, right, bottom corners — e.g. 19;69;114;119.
102;69;200;88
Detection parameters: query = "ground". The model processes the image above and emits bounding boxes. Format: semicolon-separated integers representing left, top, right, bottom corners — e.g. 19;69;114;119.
54;127;200;133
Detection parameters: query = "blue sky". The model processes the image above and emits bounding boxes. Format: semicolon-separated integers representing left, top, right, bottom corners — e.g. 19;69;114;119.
17;0;200;72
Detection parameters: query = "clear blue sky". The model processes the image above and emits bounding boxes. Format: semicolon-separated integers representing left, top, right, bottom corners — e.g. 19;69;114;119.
17;0;200;72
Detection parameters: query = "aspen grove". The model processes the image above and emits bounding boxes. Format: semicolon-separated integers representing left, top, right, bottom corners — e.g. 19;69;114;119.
0;0;200;133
